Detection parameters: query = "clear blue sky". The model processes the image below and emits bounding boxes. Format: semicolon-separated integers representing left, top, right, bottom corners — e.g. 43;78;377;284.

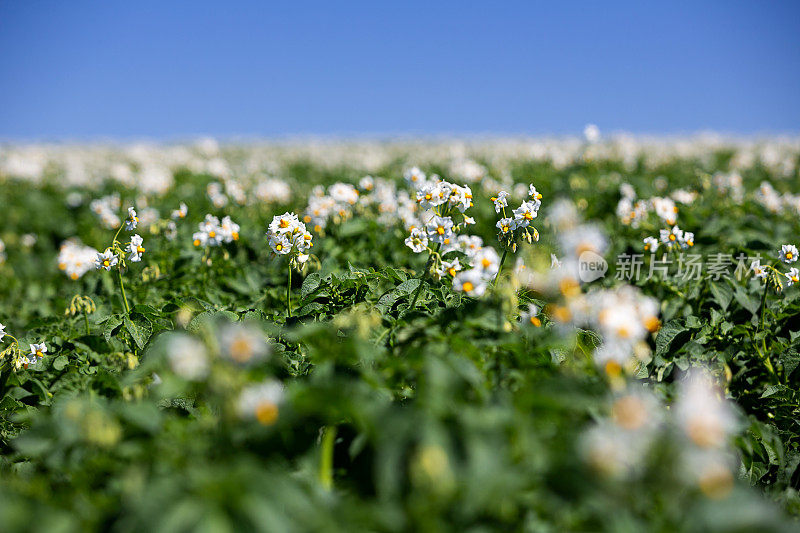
1;1;798;139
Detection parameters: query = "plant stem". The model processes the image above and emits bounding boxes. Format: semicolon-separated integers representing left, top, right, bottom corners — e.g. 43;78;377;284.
286;264;292;318
757;280;769;334
83;309;90;335
116;269;131;314
409;243;441;309
319;425;337;490
493;249;508;286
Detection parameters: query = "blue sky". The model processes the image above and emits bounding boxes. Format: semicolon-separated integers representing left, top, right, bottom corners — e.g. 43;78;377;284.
1;1;798;139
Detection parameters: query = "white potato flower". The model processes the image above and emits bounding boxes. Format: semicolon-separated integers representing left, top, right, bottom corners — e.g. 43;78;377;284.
426;216;454;245
491;191;509;213
166;334;209;381
452;269;488;297
125;207;138;231
786;267;799;286
405;227;428;254
238;379;285;425
171;203;188;219
26;342;47;366
127;234;145;262
512;200;540;228
779;244;798;263
95;250;119;271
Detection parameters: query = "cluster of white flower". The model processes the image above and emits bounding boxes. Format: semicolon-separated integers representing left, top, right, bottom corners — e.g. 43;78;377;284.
642;225;694;253
415;178;473;214
751;244;800;288
754;181;800;216
493;184;542;250
90;194;122;229
303;182;360;232
584;369;738;497
356;176;418;228
192;214;240;248
0;323;49;370
582;387;662;478
207;182;229;208
254;178;292;204
616;184;682;228
568;286;661;375
57;239;98;280
266;212;313;265
451;246;500;297
712;171;745;203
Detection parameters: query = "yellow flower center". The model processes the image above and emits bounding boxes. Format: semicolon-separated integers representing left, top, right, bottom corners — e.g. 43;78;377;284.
437;226;445;235
103;260;110;267
209;231;216;238
787;252;793;259
462;281;474;292
279;219;289;228
447;267;456;277
255;402;279;425
604;360;622;378
530;316;541;327
303;215;312;223
276;244;283;251
481;258;492;268
425;193;432;200
136;246;145;253
232;232;239;240
612;396;647;430
669;234;676;241
644;316;660;332
193;239;200;246
229;338;253;362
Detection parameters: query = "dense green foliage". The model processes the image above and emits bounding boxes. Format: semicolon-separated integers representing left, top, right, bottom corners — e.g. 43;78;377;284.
1;142;799;532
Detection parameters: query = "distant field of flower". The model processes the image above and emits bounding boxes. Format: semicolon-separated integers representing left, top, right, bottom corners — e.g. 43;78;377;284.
2;134;800;531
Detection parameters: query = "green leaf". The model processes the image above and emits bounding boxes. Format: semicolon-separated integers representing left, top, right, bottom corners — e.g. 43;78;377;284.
103;314;124;343
655;319;689;358
124;314;153;350
300;272;323;300
709;282;733;310
52;355;68;371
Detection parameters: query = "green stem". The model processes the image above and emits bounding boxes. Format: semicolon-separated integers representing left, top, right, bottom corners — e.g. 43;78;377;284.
83;309;90;335
0;364;10;399
286;264;292;318
757;280;769;334
493;249;509;286
409;243;441;309
319;425;337;490
116;269;131;314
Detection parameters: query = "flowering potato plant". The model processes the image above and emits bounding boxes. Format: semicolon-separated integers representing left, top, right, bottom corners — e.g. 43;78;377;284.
0;137;799;531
